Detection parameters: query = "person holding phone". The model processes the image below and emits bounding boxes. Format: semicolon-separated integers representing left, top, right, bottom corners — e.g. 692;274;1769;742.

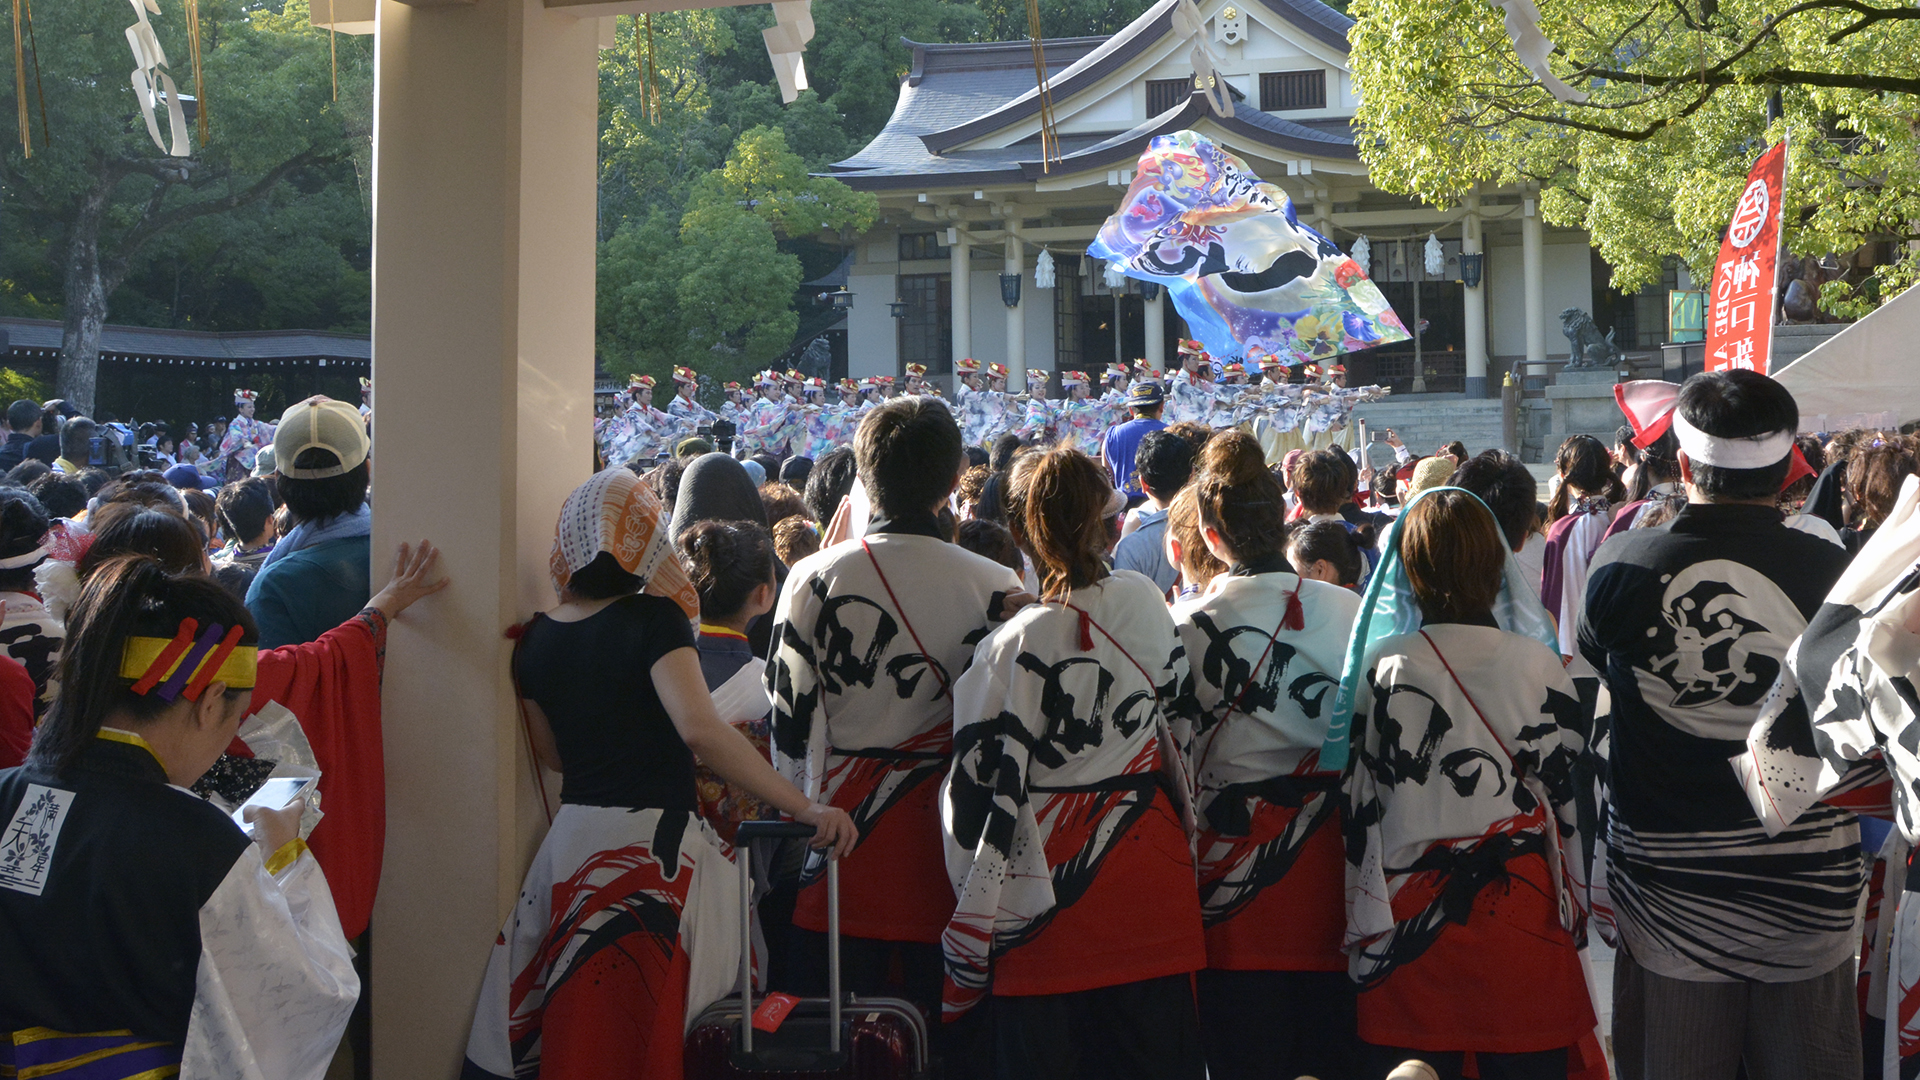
465;467;856;1080
0;556;358;1080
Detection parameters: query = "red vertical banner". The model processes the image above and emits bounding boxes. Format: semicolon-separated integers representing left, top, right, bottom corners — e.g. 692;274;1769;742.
1705;141;1788;373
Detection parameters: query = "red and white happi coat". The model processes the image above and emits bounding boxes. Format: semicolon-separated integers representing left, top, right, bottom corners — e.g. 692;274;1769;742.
1737;475;1920;1079
1170;570;1360;972
1345;624;1597;1054
942;572;1205;1017
464;806;743;1080
768;532;1022;944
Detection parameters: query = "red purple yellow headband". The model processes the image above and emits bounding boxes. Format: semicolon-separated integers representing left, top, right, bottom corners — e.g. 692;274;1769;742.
120;619;257;702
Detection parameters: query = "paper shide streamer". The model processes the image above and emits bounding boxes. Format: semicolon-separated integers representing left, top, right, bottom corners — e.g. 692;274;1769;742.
124;0;191;156
1170;0;1232;118
762;1;814;105
1491;0;1587;104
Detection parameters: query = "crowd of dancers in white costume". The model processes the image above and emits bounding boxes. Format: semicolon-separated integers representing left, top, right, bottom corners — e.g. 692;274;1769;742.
594;339;1392;466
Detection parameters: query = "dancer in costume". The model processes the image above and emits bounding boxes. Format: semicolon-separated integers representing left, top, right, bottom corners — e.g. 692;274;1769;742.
1587;372;1858;1079
1015;368;1057;442
1336;488;1594;1077
0;559;357;1080
942;444;1205;1077
218;390;275;483
1057;371;1108;457
1170;434;1363;1080
769;398;1022;1022
669;366;715;430
1167;340;1215;425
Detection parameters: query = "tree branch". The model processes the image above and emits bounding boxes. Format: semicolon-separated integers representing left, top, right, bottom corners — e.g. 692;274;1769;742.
1486;86;1719;141
1827;6;1920;43
102;149;339;293
1568;0;1906;86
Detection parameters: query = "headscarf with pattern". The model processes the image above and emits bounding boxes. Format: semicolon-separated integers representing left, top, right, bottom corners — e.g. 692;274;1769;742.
550;467;699;620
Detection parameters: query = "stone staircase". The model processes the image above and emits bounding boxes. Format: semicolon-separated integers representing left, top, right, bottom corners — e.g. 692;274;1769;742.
1351;396;1507;460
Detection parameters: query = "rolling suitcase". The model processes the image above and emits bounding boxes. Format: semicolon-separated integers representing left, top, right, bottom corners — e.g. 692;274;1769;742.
685;820;930;1079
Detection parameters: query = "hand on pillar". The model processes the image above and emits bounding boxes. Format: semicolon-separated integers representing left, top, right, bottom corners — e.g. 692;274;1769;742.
370;539;450;621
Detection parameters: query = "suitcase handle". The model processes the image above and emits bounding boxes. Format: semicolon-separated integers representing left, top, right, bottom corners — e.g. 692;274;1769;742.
734;820;821;842
737;822;841;1054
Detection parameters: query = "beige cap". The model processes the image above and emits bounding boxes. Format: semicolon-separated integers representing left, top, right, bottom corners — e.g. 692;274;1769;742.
273;396;370;479
1407;455;1456;498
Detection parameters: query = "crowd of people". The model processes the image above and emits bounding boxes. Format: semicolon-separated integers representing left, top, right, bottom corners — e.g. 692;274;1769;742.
5;358;1920;1080
0;379;375;491
0;386;442;1078
594;342;1389;469
500;363;1920;1080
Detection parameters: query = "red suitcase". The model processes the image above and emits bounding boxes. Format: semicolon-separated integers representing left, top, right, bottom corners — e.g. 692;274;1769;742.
685;821;929;1079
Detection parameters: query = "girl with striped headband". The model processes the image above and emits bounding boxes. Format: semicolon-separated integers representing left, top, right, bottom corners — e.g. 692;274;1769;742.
0;556;358;1080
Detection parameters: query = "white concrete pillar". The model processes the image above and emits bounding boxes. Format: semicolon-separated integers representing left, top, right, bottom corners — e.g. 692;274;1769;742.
949;229;970;394
1462;191;1488;397
1144;287;1166;372
1523;187;1547;376
368;0;598;1074
1004;232;1026;384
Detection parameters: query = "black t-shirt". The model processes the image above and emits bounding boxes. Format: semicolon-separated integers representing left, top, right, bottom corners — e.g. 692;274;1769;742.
517;593;699;811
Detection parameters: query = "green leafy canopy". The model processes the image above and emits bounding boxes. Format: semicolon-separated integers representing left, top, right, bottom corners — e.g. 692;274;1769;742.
1347;0;1920;315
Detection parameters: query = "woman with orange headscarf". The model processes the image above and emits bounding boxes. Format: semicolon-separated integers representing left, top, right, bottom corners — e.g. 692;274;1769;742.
464;468;855;1080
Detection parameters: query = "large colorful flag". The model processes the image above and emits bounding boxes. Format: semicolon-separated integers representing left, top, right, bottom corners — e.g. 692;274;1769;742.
1705;141;1788;373
1088;131;1408;366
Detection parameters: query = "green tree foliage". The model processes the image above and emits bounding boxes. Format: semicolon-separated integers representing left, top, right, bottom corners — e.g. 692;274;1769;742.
973;0;1155;42
598;126;876;385
595;10;881;387
1347;0;1920;315
0;0;370;411
0;368;48;405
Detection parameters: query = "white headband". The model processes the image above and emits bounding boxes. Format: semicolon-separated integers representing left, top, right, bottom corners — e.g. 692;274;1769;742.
1672;410;1794;469
0;541;49;570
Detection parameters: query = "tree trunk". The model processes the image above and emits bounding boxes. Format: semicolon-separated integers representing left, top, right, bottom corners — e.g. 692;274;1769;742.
56;176;117;417
57;267;106;418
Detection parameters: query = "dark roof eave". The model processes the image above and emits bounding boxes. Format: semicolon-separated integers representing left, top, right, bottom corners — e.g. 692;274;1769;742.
1254;0;1353;52
833;166;1033;192
920;1;1179;155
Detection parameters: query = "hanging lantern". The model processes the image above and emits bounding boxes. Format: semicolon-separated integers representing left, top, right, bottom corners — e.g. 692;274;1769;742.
1424;233;1444;277
1459;252;1484;289
1034;249;1056;290
1349;235;1371;275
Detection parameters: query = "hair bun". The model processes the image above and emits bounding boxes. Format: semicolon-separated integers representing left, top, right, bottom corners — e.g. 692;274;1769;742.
1197;431;1267;486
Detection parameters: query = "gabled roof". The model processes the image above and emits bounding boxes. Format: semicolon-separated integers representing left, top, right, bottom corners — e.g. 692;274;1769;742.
918;0;1351;155
1013;90;1356;182
828;0;1356;191
828;37;1103;182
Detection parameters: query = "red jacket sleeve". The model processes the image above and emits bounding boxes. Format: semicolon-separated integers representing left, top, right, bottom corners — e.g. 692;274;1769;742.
251;610;388;938
0;654;35;769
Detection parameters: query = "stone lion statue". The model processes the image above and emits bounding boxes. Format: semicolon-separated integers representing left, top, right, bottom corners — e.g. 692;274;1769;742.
1559;307;1621;370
